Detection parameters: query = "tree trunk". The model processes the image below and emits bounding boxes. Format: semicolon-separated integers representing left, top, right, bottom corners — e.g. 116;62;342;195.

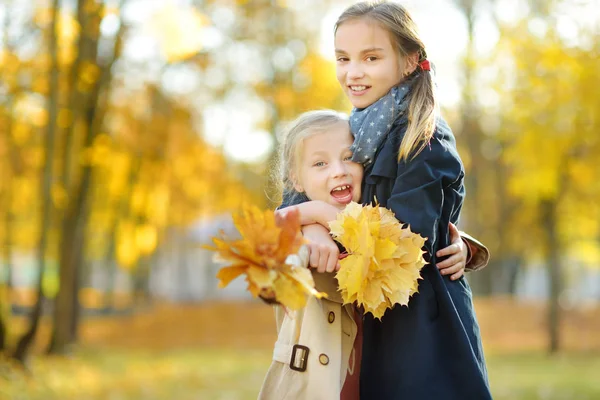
48;163;92;354
541;199;561;353
0;188;13;353
0;130;14;355
48;77;103;354
12;0;61;364
48;0;126;354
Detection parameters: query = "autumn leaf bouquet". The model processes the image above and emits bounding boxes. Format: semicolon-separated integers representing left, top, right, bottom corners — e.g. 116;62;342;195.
330;202;427;320
205;204;325;310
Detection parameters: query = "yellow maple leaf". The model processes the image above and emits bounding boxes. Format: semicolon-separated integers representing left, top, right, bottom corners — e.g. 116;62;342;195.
329;202;427;320
206;203;326;310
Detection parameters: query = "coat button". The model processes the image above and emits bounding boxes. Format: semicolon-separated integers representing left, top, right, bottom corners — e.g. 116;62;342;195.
328;311;335;323
319;354;329;365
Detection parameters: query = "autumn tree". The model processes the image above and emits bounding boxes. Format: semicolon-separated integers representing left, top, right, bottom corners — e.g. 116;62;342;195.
493;20;600;352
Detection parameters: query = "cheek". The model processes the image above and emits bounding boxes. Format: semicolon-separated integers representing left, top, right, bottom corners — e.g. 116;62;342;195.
351;165;364;182
336;66;346;84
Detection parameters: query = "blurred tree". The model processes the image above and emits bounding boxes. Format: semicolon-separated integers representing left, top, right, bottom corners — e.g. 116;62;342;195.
493;20;600;353
12;0;61;364
48;0;126;354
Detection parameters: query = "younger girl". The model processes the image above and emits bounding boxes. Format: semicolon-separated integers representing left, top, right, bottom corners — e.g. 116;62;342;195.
258;110;362;400
259;110;488;399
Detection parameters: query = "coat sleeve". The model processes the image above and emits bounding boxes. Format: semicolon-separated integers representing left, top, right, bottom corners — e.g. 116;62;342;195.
461;232;490;272
386;133;464;259
278;189;310;210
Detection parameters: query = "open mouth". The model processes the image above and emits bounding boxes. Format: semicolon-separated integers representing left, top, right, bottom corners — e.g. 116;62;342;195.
348;85;371;95
330;184;353;205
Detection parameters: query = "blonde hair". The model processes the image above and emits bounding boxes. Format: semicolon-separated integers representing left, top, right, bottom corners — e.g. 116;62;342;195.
335;1;437;161
276;110;349;198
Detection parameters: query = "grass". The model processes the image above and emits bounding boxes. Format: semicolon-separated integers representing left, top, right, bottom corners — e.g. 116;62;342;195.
0;348;271;400
1;348;599;400
1;299;599;399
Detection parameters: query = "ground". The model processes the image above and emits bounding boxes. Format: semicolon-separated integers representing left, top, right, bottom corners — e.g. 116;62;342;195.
1;298;599;399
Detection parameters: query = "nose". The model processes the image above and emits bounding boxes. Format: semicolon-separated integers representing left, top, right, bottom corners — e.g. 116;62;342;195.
347;62;364;80
330;160;348;179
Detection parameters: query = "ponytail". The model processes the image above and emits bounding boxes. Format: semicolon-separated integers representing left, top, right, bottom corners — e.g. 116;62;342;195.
398;64;437;162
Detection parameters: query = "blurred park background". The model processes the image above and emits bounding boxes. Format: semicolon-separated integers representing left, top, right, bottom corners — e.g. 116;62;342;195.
0;0;599;399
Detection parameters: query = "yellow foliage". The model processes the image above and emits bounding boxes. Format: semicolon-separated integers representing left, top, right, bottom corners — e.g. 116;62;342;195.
206;204;325;310
11;123;31;146
329;202;427;320
79;61;101;87
149;6;210;63
11;177;37;214
117;220;139;269
135;224;158;256
130;184;146;216
146;184;170;226
570;241;600;266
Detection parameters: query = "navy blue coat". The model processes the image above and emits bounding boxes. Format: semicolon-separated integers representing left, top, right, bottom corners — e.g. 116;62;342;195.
358;117;491;399
279;117;491;399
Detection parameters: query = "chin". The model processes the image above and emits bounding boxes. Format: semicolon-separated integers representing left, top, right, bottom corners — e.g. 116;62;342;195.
350;98;374;109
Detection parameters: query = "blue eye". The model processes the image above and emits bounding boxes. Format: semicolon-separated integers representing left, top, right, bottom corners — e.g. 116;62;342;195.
313;161;326;167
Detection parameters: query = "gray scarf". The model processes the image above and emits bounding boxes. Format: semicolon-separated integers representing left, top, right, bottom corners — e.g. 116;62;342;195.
349;79;414;166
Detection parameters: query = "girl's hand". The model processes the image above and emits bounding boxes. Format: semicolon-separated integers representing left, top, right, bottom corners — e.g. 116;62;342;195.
277;201;340;227
435;222;467;281
302;224;340;273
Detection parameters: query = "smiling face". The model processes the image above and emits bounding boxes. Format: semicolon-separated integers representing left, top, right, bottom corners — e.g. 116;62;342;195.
335;18;407;109
293;122;363;208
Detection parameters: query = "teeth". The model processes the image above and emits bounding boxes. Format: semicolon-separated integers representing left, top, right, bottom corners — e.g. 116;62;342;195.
333;185;350;192
350;85;367;91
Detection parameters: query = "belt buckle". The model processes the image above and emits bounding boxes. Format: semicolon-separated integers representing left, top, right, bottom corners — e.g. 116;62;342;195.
289;344;309;372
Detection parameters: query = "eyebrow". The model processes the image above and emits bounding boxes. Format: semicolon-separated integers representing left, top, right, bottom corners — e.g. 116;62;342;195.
335;47;385;54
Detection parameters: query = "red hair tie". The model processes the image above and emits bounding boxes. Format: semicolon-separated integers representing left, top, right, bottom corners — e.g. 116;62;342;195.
419;59;431;71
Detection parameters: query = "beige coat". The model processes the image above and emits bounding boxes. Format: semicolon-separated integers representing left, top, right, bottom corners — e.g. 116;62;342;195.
257;235;489;400
258;247;358;400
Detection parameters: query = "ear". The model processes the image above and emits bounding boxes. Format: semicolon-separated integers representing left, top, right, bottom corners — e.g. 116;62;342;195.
291;173;304;193
402;52;420;76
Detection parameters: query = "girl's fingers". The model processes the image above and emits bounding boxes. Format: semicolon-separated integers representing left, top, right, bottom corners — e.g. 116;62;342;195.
436;243;460;258
437;253;461;270
448;222;460;242
309;245;320;270
317;250;328;273
440;263;463;276
326;251;338;273
450;270;465;281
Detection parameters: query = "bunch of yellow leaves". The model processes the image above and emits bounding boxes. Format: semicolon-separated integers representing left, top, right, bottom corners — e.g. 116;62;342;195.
205;204;326;310
329;202;427;320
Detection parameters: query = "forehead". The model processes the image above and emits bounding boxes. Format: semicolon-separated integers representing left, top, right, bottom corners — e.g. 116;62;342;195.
301;122;353;151
335;18;394;51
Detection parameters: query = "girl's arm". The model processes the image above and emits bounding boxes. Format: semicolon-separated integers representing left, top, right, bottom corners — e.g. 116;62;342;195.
276;200;340;228
275;207;341;274
279;189;310;209
386;126;463;264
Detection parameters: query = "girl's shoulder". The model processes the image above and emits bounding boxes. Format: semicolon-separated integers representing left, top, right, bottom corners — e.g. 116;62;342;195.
386;115;459;160
389;115;454;141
